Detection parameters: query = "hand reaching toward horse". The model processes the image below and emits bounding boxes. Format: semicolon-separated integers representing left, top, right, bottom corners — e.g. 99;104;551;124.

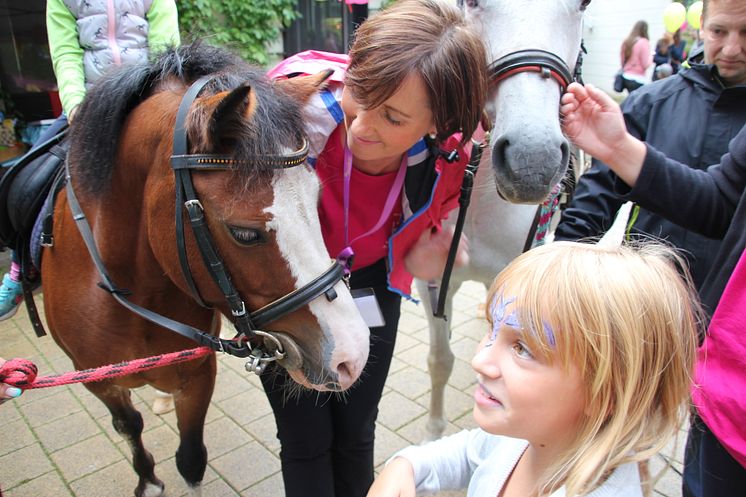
366;457;416;497
404;224;469;282
560;82;647;187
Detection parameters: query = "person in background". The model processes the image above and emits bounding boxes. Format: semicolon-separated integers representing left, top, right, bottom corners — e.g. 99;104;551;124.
0;0;180;320
560;78;746;497
653;32;673;81
619;20;652;93
670;28;689;74
260;1;487;496
555;0;746;295
367;241;700;497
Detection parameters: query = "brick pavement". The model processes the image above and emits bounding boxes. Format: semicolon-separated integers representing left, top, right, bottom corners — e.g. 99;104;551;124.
1;282;685;497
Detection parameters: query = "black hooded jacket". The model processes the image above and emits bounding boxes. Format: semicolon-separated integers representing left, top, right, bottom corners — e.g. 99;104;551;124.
555;62;746;290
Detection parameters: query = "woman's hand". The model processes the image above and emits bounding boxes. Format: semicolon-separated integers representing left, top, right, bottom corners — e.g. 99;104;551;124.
0;358;23;405
404;225;469;281
366;457;417;497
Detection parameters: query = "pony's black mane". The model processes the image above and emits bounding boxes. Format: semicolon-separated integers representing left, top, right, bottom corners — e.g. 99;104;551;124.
68;42;305;195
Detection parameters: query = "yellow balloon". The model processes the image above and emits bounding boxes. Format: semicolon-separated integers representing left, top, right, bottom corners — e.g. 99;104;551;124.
687;1;703;30
663;2;686;33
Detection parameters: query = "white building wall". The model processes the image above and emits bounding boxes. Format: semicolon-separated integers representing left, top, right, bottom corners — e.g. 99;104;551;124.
581;0;674;94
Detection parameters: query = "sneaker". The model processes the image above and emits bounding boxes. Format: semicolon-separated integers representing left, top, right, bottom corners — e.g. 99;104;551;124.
0;273;23;320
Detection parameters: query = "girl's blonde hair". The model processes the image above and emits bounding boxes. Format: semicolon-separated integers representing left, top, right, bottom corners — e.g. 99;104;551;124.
485;241;702;496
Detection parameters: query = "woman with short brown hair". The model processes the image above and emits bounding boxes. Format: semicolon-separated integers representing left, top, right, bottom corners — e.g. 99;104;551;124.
262;1;488;495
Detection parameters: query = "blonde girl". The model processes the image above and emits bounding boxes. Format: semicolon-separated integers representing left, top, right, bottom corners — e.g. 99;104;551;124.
368;241;701;497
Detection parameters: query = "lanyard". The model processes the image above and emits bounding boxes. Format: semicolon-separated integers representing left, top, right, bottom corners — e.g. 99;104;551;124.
337;144;407;274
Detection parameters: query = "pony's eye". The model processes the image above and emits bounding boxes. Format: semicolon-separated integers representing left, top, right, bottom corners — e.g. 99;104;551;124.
228;226;264;246
580;0;592;9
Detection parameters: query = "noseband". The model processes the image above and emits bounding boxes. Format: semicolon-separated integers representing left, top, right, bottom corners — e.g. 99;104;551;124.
487;45;586;93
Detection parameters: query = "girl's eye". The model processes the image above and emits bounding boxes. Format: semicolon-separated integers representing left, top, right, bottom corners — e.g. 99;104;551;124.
512;340;535;360
384;110;402;126
228;226;264;246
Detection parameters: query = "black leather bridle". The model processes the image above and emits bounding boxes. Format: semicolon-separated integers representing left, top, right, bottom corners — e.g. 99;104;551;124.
67;76;346;374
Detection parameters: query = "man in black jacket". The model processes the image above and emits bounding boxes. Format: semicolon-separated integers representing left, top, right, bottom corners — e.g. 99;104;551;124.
555;0;746;291
555;1;746;495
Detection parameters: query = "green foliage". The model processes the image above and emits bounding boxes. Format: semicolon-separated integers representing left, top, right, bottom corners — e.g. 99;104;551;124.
176;0;299;65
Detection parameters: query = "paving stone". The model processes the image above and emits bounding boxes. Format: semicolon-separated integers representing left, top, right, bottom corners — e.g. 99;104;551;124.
197;476;242;497
213;368;254;403
205;415;255;458
395;341;431;370
244;412;282;454
373;423;411;467
4;470;72;497
17;388;82;428
68;459;138;497
211;441;280;491
0;443;55;490
241;471;285;497
35;410;101;453
0;416;36;456
51;433;125;482
378;390;427;431
386;365;432;399
217;385;273;427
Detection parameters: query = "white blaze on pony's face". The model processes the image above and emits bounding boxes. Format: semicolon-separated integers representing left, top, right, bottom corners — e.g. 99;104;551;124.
264;163;370;391
462;0;588;203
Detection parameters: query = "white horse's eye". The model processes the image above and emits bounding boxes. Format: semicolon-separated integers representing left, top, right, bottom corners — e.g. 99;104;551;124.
580;0;592;9
228;226;264;245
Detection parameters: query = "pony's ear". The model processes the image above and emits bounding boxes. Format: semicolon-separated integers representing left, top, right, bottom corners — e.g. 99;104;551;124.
206;83;254;144
275;69;334;104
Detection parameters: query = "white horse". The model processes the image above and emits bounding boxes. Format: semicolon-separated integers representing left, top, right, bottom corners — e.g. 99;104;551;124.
416;0;589;440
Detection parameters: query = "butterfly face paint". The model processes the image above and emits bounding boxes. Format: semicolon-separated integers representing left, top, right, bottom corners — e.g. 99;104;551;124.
488;290;556;348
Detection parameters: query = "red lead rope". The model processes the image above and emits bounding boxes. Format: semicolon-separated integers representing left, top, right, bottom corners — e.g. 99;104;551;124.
0;347;213;390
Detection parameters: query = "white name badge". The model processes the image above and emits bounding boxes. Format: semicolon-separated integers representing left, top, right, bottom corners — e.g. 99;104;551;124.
351;288;386;328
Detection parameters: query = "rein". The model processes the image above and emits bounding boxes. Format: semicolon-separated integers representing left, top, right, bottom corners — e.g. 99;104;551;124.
430;139;485;320
65;76;346;374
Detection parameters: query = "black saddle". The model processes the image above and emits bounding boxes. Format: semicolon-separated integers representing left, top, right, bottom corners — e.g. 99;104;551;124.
0;127;69;337
0;127;68;257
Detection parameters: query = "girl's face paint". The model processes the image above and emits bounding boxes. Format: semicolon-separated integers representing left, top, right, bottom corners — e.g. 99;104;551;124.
488;293;519;345
472;290;583;447
488;291;556;347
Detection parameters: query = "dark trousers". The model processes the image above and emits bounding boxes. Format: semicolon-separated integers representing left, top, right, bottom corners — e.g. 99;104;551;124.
683;413;746;497
622;77;644;94
260;258;401;497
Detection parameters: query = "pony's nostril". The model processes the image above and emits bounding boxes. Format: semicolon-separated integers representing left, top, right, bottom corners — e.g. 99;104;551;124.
491;135;509;170
334;361;355;389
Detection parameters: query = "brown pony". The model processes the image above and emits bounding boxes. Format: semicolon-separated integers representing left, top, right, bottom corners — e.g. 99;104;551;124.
40;43;369;497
